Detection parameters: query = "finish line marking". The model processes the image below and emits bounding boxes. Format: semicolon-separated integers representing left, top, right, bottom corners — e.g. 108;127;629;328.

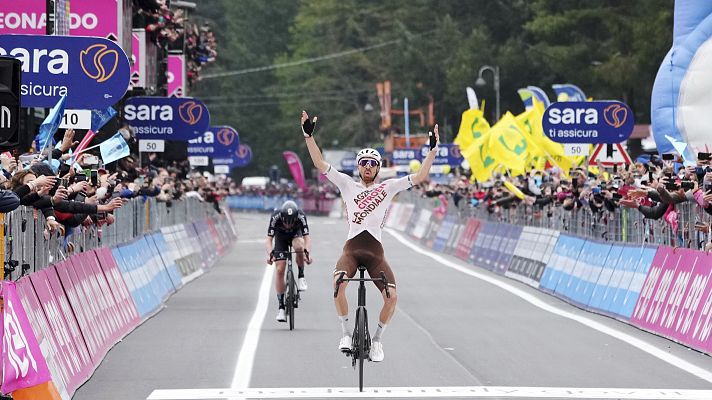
385;229;712;384
147;386;712;399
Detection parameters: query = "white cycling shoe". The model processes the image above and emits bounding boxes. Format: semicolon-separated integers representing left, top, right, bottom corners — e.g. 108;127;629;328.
297;277;308;291
369;341;384;362
339;335;352;351
276;308;286;322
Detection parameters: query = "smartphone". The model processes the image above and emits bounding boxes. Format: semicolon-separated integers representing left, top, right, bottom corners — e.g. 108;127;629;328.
613;164;618;173
429;131;436;150
681;180;695;190
90;170;98;187
84;155;99;165
662;153;675;161
699;152;711;161
592;187;601;195
648;171;653;182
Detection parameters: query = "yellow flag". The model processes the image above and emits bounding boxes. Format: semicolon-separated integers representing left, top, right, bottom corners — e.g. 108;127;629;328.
485;112;533;176
462;132;496;183
454;108;490;150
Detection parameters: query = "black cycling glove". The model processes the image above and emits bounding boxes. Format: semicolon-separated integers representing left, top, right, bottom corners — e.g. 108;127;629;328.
429;130;437;151
302;117;317;137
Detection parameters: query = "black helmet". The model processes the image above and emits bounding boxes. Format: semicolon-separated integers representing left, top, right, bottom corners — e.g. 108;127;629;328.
280;200;299;225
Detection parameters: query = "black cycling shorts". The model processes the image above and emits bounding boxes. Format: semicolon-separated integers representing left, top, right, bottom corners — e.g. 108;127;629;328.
272;231;303;261
334;231;395;293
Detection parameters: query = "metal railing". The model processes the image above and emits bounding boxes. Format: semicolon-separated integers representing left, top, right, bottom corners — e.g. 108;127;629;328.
399;191;712;250
1;197;224;280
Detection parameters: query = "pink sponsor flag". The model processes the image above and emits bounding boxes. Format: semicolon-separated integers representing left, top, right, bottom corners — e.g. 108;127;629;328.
167;54;186;98
283;151;307;191
1;281;51;394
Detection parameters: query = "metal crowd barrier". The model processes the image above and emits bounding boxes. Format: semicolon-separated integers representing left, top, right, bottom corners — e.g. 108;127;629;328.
1;197;224;279
399;191;712;250
227;195;337;215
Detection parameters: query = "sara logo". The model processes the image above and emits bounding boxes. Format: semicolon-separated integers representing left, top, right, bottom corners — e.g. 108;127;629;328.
603;103;628;128
236;144;250;158
178;100;204;125
216;128;236;146
79;44;119;83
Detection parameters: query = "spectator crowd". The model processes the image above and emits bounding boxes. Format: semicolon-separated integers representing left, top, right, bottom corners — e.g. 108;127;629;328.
413;153;712;250
0;129;230;237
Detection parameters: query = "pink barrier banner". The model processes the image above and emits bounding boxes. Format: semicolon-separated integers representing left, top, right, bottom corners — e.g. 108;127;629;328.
283;151;307;191
70;0;119;40
72;254;119;349
1;281;51;393
167;54;185;97
679;251;712;352
45;266;92;379
15;277;70;399
93;248;140;334
455;218;481;260
54;261;104;365
83;252;126;342
207;219;225;256
30;269;87;394
630;247;683;333
0;1;47;35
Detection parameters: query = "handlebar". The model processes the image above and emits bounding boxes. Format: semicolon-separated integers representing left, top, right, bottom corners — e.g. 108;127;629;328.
333;269;391;298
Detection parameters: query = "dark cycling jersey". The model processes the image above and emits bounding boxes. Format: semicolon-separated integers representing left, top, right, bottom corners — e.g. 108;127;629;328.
267;208;310;237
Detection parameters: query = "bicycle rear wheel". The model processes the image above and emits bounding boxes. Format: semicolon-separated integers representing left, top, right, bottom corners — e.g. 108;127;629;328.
355;308;367;392
286;270;295;331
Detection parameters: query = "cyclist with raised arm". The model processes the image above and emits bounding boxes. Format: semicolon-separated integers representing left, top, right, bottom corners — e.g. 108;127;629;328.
301;110;439;362
266;200;312;322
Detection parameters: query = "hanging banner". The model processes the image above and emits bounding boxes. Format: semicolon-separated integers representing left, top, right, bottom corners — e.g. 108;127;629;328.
0;34;131;108
187;125;239;161
0;2;46;35
283;151;307;190
130;30;143;88
124;96;210;140
167;53;185;98
543;101;635;144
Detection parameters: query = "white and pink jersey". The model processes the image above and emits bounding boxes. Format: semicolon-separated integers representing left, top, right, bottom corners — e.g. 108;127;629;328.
324;164;413;243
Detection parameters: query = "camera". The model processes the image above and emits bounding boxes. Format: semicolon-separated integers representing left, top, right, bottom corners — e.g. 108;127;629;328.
699;152;711;161
681;180;695;190
662;153;676;161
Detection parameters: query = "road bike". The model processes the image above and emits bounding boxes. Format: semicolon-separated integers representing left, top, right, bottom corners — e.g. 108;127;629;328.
334;265;390;392
272;248;308;330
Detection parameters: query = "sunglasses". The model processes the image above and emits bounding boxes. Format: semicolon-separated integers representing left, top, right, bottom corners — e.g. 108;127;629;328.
358;159;379;168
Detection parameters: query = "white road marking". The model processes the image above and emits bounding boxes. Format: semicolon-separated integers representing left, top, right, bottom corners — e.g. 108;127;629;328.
230;264;274;389
385;229;712;384
147;386;712;399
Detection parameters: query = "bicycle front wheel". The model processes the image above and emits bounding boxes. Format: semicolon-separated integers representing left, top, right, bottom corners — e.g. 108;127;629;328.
286;270;295;331
355;308;367;392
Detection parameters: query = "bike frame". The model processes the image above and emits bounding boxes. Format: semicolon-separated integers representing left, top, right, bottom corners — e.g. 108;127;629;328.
334;265;390;392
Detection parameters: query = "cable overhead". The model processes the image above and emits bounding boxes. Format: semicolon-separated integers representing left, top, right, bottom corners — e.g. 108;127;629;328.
202;30;435;80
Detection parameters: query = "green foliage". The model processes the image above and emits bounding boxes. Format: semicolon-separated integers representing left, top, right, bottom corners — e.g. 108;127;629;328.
192;0;673;180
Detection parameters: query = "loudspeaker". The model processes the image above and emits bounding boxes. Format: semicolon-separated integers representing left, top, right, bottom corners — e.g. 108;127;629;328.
0;57;22;150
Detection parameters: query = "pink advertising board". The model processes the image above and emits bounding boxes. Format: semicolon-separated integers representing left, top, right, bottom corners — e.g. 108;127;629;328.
0;1;47;35
83;252;127;343
130;31;142;88
69;1;119;40
167;54;186;97
15;277;70;399
0;1;118;37
1;281;52;393
94;248;141;334
45;266;92;379
29;269;86;394
71;254;117;351
678;251;712;352
54;261;104;365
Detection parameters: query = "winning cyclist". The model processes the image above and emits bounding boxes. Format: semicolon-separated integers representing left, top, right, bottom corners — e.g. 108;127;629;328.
301;110;439;362
266;200;312;322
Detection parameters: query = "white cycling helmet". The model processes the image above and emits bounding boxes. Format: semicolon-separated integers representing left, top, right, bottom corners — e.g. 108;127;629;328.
356;148;382;164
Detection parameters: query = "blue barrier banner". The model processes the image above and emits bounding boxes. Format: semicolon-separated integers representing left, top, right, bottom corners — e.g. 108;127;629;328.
148;233;184;289
493;224;522;275
588;244;625;311
615;246;657;319
571;241;612;306
433;215;456;252
540;235;586;293
599;245;640;314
